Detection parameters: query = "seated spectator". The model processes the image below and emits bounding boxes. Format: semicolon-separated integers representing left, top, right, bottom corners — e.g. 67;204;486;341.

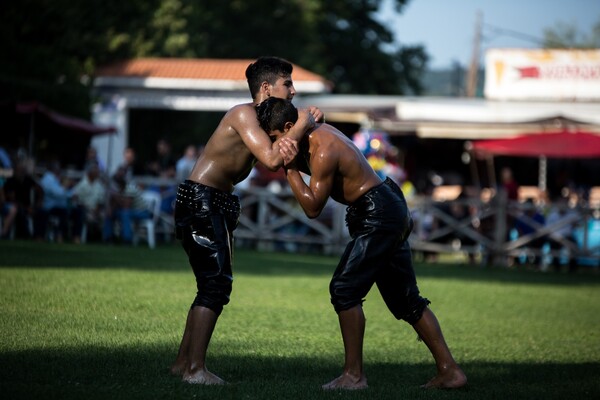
40;160;84;243
514;199;546;268
103;167;151;244
1;184;17;239
176;144;199;182
146;138;176;178
85;145;106;173
431;189;478;264
71;161;107;241
0;146;13;172
118;147;144;183
546;198;579;273
3;159;45;239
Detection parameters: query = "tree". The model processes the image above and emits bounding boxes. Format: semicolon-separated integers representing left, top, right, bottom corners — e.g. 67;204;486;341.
543;17;600;48
0;0;427;119
296;0;427;95
0;0;160;117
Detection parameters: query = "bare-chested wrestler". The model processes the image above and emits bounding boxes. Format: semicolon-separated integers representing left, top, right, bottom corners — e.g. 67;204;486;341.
256;97;467;391
170;57;324;385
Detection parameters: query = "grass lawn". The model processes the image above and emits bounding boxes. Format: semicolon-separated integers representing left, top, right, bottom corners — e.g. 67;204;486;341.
1;240;599;400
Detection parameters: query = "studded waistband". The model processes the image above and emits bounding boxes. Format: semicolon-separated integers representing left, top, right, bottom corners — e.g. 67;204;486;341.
175;180;241;216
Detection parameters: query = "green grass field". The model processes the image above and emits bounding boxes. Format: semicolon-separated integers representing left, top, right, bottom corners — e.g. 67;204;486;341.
1;240;599;400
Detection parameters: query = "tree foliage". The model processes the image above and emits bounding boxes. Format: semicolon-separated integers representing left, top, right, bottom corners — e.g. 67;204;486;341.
543;17;600;48
0;0;427;118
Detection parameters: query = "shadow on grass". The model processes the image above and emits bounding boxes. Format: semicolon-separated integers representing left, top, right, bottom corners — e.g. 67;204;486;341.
0;346;598;400
1;240;599;287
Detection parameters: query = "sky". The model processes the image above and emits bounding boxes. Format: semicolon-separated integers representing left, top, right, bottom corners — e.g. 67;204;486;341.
376;0;600;70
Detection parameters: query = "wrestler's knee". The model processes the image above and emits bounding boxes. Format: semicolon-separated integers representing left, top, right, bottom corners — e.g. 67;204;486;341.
393;293;431;324
191;282;232;316
192;271;233;315
330;297;365;314
329;280;367;314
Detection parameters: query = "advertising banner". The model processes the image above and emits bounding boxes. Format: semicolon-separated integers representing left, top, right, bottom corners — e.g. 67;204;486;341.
485;49;600;101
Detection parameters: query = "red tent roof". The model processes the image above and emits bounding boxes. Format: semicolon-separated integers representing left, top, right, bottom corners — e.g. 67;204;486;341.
473;131;600;159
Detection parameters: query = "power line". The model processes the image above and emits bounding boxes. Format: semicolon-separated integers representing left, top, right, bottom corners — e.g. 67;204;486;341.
483;23;546;46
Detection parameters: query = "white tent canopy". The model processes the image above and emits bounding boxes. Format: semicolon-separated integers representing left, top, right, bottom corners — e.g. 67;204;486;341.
296;95;600;139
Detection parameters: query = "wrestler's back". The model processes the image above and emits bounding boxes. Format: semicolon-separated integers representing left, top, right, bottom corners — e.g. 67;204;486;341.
187;105;256;193
309;124;383;205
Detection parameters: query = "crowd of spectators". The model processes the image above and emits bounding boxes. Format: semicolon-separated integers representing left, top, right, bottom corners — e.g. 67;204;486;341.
0;141;205;245
1;137;598;269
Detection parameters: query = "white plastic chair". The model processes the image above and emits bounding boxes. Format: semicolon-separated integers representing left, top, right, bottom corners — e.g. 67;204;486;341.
132;191;162;249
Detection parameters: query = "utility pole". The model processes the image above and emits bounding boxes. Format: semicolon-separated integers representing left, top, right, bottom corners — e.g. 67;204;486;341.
466;10;482;97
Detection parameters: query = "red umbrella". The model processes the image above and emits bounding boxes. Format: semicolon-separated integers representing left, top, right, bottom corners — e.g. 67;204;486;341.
473;130;600;159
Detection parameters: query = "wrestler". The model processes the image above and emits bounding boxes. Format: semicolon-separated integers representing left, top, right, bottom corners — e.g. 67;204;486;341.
256;97;467;391
170;57;324;385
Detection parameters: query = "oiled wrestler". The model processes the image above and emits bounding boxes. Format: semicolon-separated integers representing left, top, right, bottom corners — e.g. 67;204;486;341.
257;97;467;391
170;57;324;385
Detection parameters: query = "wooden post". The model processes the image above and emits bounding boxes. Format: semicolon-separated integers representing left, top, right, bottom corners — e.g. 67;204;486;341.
493;189;508;267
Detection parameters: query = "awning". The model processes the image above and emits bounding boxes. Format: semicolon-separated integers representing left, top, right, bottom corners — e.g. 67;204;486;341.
296;95;600;139
12;102;116;136
472;130;600;159
1;102;116;167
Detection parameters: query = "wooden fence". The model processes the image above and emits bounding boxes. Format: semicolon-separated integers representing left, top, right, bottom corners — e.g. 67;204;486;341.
224;186;600;267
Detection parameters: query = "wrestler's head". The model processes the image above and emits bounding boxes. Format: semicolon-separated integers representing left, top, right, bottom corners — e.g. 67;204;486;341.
246;56;296;101
256;97;299;142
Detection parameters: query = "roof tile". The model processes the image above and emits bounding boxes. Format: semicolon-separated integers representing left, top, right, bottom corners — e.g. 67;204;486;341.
96;58;326;82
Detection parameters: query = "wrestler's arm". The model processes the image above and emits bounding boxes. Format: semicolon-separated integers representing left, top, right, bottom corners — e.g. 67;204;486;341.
285;147;335;219
275;107;317;144
280;139;311;175
232;105;312;170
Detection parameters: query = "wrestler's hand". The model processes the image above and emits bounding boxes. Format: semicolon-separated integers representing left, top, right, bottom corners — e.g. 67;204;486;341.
285;109;315;143
279;137;299;168
307;105;325;123
297;108;316;131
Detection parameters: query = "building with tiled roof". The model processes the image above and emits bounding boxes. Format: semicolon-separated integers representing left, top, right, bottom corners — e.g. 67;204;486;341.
91;58;331;172
94;58;331;110
96;58;329;91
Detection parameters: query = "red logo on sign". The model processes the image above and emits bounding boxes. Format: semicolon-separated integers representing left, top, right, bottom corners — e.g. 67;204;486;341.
517;66;540;79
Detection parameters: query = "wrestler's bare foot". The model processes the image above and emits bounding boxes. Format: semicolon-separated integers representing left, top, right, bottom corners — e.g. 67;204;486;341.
182;368;226;385
322;372;368;390
421;366;467;390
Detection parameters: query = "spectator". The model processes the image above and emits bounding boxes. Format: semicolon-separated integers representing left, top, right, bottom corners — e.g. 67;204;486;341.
146;138;176;178
432;189;478;264
40;160;84;243
119;147;144;183
514;199;546;268
546;198;579;273
71;161;107;241
1;184;17;239
500;167;519;201
499;167;520;266
176;145;199;182
103;167;151;244
0;148;16;238
0;146;13;171
85;146;106;173
3;159;45;239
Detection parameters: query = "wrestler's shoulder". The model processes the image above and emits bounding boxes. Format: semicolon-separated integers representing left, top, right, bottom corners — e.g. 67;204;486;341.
226;102;256;117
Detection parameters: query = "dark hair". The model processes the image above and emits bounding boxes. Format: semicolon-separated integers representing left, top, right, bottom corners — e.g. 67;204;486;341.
245;56;293;100
256;97;298;133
